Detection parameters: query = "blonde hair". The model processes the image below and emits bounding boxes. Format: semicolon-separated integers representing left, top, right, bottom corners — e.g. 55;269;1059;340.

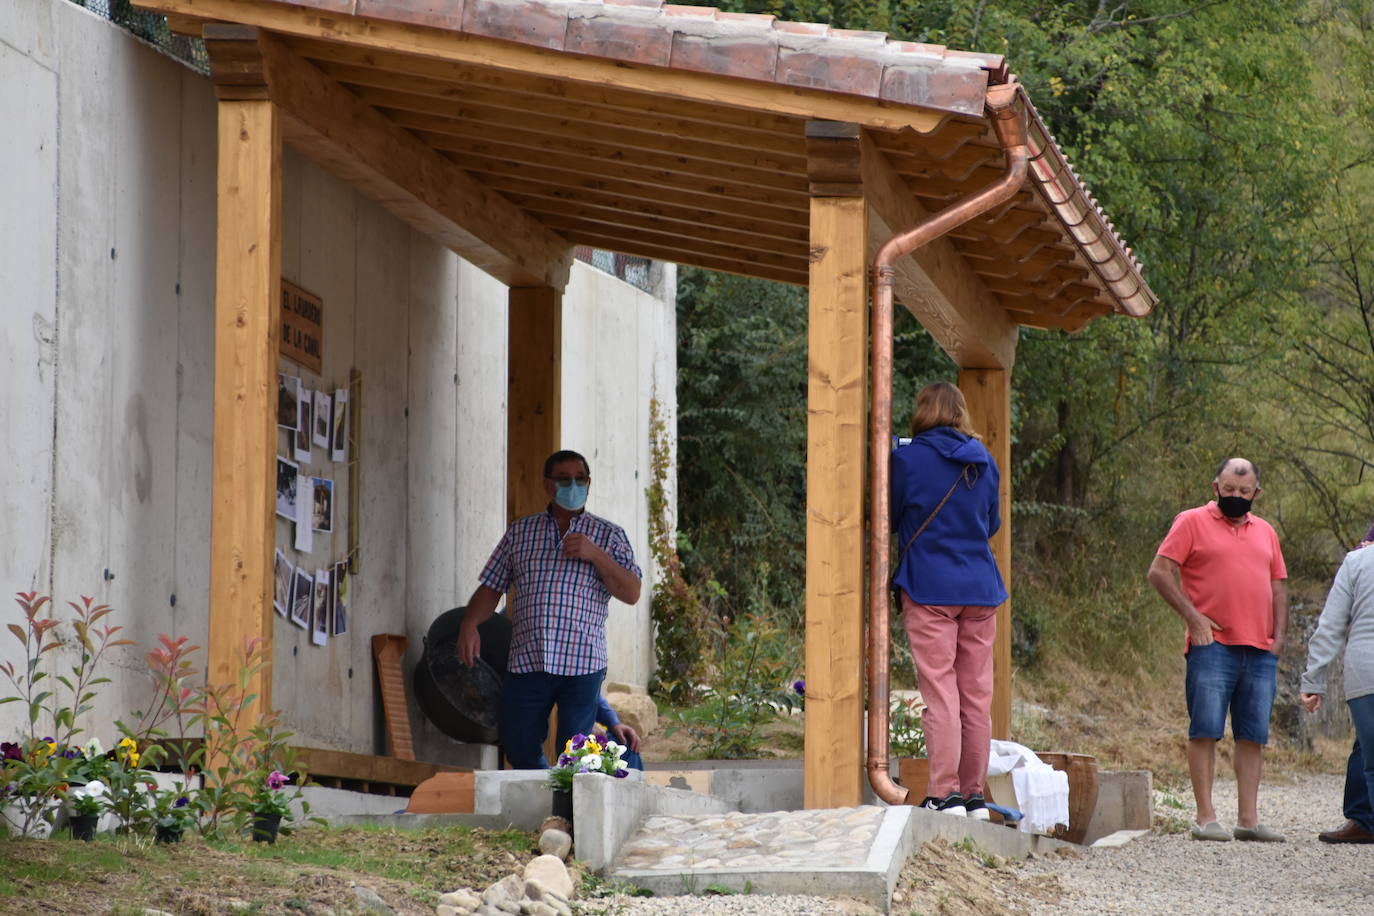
910;381;979;438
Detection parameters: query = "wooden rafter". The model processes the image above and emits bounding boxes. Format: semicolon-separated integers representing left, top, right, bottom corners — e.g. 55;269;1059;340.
203;25;573;289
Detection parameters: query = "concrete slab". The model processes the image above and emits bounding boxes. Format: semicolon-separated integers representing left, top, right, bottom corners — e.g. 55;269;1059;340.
610;806;910;912
1090;828;1150;848
576;772;732;872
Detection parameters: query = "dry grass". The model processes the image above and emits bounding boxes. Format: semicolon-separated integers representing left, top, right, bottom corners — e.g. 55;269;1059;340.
0;823;540;915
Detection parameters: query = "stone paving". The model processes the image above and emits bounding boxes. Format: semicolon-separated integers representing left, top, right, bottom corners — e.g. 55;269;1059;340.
614;806;886;871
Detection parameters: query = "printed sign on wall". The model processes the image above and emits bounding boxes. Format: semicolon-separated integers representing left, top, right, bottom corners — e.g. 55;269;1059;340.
280;279;323;373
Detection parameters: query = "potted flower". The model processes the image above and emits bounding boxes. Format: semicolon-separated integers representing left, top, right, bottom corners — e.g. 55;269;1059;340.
248;770;293;844
67;779;108;840
546;733;630;827
150;788;195;844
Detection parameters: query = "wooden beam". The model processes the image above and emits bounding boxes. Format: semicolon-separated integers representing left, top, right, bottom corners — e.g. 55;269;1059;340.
860;132;1018;370
134;0;950;134
804;124;867;809
424;135;809;209
507;287;562;523
208;96;281;718
555;230;808;286
958;369;1012;740
203;25;572;289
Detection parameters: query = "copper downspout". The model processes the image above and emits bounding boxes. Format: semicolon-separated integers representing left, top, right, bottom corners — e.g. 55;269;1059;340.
866;82;1029;806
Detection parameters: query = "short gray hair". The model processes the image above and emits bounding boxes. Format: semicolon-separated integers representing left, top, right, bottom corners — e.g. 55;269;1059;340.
1215;457;1260;484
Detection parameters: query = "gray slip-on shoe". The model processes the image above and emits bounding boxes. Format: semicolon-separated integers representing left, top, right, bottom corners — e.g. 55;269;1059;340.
1233;823;1285;842
1190;820;1232;841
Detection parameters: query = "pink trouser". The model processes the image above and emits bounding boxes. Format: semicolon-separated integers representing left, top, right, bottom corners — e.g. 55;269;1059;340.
901;594;998;799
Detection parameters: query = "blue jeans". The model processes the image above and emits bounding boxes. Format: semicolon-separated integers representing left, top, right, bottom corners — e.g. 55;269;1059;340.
499;669;606;769
1185;642;1278;744
1343;694;1374;831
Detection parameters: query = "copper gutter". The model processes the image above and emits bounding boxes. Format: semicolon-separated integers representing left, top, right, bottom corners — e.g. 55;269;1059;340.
866;81;1029;807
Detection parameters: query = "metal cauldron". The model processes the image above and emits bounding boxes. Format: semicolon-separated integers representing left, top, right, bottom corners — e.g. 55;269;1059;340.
414;607;511;744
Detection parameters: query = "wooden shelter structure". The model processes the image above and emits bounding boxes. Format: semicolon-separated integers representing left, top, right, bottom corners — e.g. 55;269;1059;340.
133;0;1155;808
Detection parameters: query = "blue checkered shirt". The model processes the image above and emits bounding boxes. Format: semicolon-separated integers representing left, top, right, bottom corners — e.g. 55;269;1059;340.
479;507;641;675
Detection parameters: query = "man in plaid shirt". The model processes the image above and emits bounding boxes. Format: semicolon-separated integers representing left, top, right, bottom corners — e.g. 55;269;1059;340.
457;449;642;768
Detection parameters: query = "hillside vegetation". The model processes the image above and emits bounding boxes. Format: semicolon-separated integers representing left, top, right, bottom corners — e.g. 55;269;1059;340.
660;0;1374;769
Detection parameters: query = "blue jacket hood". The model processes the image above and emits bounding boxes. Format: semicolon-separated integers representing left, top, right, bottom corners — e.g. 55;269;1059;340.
914;427;989;466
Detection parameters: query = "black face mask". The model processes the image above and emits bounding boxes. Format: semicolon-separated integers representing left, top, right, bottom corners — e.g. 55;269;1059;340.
1217;495;1253;519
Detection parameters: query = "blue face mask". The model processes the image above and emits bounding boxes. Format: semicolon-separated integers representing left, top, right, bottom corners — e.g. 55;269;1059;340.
554;481;588;511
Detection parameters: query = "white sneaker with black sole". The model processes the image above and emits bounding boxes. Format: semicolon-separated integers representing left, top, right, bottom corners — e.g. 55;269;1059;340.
919;792;966;816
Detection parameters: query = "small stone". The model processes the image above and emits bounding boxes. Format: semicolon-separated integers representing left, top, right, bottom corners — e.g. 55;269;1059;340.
438;889;483;912
351;883;394;914
522;855;574;899
522;903;557;916
494;899;521;915
538;828;572;860
435;907;459;916
538;816;571;835
482;875;525;910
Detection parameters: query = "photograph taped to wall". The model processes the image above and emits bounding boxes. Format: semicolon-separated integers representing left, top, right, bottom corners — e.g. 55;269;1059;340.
332;560;349;636
290;567;313;629
331;388;349;462
277;373;299;431
295;477;313;553
295;379;312;463
273;548;292;617
275;456;299;521
311;477;333;534
313;390;332;449
312;568;330;646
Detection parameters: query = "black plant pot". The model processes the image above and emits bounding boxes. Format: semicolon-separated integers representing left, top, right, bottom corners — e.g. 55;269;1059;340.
154;825;183;845
550;788;573;827
251;813;281;844
69;814;98;841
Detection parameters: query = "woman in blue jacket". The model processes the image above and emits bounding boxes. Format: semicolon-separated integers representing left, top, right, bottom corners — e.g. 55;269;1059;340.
891;381;1007;818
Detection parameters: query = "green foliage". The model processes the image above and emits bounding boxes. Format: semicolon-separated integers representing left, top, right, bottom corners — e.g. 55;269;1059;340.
667;611;799;759
889;696;927;759
2;595;310;841
645;395;718;704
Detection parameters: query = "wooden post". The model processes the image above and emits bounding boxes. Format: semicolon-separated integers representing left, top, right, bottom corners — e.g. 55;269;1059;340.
208;97;281;714
507;285;563;764
507;286;562;521
803;122;868;808
958;368;1012;739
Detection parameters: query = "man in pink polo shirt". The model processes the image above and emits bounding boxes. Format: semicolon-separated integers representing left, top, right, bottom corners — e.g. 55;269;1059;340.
1147;458;1288;843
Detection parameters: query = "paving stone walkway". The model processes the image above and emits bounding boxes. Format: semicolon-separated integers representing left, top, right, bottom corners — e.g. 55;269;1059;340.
614;807;886;871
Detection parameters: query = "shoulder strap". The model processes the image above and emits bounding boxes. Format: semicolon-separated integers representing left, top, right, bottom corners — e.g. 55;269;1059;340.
893;463;977;576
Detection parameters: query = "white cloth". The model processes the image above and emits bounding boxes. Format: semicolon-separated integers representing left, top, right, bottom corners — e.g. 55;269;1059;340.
987;739;1069;835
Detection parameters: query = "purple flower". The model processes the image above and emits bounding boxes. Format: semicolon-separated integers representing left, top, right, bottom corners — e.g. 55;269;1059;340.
569;734;587;750
60;748;78;759
266;770;287;790
557;753;574;767
792;679;805;696
613;768;629;779
0;742;20;761
174;796;189;808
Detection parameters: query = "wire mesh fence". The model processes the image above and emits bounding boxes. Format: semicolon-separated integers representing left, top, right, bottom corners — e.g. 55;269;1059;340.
72;0;208;73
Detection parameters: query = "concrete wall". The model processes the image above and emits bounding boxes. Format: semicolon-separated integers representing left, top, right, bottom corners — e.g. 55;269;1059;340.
0;0;674;763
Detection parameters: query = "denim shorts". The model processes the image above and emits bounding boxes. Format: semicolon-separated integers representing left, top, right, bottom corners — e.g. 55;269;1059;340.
1185;641;1278;744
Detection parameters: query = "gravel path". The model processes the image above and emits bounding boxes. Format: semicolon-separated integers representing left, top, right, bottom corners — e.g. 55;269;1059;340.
581;773;1370;916
1021;772;1374;915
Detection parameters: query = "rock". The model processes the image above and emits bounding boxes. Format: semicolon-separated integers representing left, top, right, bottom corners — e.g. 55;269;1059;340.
438;889;483;912
481;875;525;911
538;816;571;835
351;883;394;914
538;827;572;860
522;855;574;899
494;899;521;915
520;903;557;916
435;907;459;916
604;690;658;736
